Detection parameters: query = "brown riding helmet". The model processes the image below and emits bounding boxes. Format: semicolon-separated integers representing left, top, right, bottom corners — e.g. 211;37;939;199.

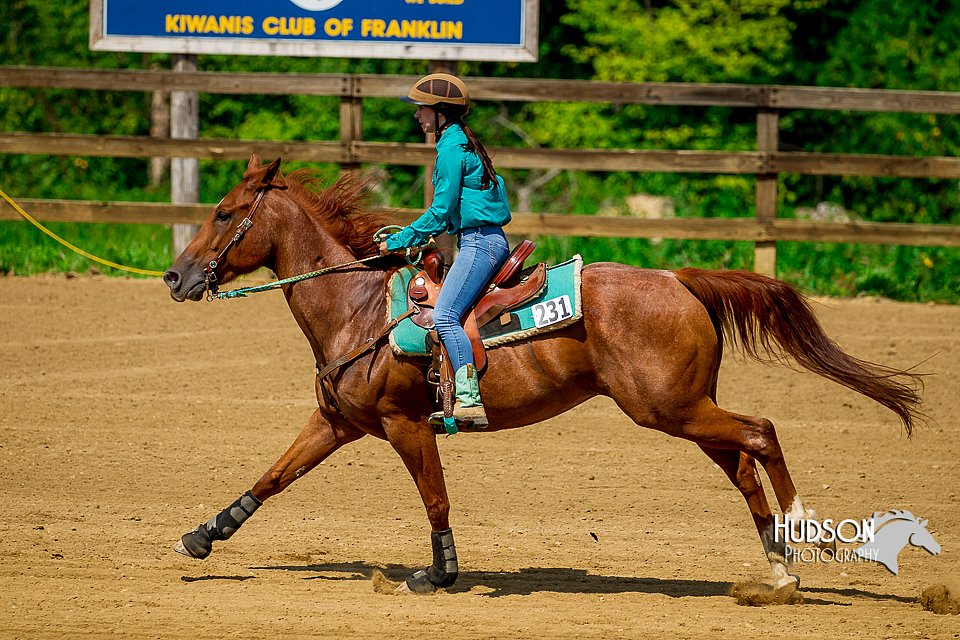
400;73;470;116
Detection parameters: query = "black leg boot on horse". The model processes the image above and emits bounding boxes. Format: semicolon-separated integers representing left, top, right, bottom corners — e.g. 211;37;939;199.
175;491;261;559
404;528;459;593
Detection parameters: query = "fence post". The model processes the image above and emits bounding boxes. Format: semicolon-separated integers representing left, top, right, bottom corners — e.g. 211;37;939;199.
171;54;200;257
148;63;170;189
340;75;361;172
754;107;779;277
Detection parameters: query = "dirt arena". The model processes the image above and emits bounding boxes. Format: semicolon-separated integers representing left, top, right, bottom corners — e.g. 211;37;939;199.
2;274;958;638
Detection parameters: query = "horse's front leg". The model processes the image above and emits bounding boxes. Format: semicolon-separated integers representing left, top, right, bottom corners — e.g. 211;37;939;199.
174;408;363;559
383;416;458;594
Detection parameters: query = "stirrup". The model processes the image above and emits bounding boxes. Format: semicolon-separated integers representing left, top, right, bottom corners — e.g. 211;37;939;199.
428;411;460;435
428;404;489;432
452;403;489;428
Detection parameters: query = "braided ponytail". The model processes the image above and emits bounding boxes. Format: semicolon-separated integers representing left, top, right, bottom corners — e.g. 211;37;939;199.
438;106;498;190
459;122;498;190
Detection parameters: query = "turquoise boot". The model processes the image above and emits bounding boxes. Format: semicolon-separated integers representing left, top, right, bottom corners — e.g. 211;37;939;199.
430;364;489;428
453;364;488;427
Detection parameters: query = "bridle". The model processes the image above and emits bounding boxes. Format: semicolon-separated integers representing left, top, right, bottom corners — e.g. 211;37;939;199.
194;184;425;384
198;189;423;303
202;186;269;300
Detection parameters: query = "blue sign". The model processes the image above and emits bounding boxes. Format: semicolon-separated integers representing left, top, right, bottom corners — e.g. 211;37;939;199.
91;0;538;62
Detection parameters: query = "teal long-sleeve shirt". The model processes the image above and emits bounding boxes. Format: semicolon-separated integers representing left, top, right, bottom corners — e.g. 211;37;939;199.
385;123;511;250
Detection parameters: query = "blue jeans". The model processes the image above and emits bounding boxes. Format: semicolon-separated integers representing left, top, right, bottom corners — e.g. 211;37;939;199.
435;225;510;372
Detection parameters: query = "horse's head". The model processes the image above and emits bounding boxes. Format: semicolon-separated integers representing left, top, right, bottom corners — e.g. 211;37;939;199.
163;154;287;302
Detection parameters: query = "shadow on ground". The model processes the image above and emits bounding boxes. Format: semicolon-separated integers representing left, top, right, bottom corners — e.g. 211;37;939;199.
180;575;256;583
242;561;915;604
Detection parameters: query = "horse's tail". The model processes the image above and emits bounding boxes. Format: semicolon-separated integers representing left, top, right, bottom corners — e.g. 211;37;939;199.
674;267;924;435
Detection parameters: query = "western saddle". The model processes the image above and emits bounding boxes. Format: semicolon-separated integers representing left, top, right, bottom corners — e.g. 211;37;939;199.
405;240;545;431
406;239;546;373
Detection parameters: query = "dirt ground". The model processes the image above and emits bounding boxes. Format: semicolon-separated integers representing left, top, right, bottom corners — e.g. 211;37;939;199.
1;274;958;639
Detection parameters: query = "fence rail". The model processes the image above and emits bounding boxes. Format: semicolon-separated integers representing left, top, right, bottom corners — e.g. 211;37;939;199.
6;66;960;113
4;133;960;179
4;198;959;249
2;65;959;274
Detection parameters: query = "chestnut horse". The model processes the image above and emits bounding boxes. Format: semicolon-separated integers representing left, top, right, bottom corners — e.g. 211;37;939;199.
163;155;922;597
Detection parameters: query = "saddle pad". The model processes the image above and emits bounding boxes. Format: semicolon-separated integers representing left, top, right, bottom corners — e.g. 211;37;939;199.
387;255;583;357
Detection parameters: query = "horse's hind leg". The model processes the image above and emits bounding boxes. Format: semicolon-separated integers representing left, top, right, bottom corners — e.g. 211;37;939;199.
614;389;811;592
698;446;799;595
699;447;774;542
681;403;819;592
174;408;363;559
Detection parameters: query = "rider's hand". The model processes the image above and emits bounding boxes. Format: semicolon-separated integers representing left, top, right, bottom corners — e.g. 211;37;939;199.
378;240;390;255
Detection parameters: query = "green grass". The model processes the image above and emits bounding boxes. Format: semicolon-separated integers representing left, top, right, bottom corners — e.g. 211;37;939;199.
777;242;960;302
0;220;172;277
530;235;960;303
3;219;958;303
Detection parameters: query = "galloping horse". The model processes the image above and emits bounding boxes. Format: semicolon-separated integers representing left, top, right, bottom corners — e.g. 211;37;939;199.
163;155;923;597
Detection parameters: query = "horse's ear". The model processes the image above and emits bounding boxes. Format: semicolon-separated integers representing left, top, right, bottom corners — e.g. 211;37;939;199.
921;519;928;527
246;153;262;175
263;157;282;182
260;157;287;189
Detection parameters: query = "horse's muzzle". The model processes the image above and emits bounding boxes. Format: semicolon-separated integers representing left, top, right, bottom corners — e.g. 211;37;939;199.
163;267;206;302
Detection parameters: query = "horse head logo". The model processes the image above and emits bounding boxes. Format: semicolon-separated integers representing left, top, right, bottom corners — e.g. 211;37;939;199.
854;510;940;575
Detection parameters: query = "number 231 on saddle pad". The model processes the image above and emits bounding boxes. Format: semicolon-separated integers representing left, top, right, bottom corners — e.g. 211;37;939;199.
386;255;584;357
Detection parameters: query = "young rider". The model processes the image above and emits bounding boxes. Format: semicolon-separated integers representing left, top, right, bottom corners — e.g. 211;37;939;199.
379;73;511;427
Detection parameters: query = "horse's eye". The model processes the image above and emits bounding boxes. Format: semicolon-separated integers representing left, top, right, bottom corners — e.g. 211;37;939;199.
215;210;231;222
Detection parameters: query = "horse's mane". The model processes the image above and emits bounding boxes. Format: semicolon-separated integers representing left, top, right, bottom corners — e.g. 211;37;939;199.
282;168;398;261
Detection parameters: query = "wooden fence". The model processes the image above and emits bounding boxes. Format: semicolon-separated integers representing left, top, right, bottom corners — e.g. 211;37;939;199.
2;65;960;276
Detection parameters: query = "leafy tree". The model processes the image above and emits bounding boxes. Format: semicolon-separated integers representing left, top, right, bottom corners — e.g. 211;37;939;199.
561;0;810;84
1;0;958;299
780;0;960;224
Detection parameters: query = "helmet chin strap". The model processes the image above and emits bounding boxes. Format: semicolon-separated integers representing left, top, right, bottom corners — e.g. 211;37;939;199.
433;109;452;137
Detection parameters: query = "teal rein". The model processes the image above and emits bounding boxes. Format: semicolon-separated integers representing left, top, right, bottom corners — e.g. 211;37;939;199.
210;226;420;301
211;254;385;300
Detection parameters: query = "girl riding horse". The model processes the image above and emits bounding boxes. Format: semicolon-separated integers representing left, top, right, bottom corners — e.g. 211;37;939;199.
378;73;512;428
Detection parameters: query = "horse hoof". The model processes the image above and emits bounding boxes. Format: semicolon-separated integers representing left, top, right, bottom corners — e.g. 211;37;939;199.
772;575;799;604
395;581;413;594
403;570;438;594
173;526;212;559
